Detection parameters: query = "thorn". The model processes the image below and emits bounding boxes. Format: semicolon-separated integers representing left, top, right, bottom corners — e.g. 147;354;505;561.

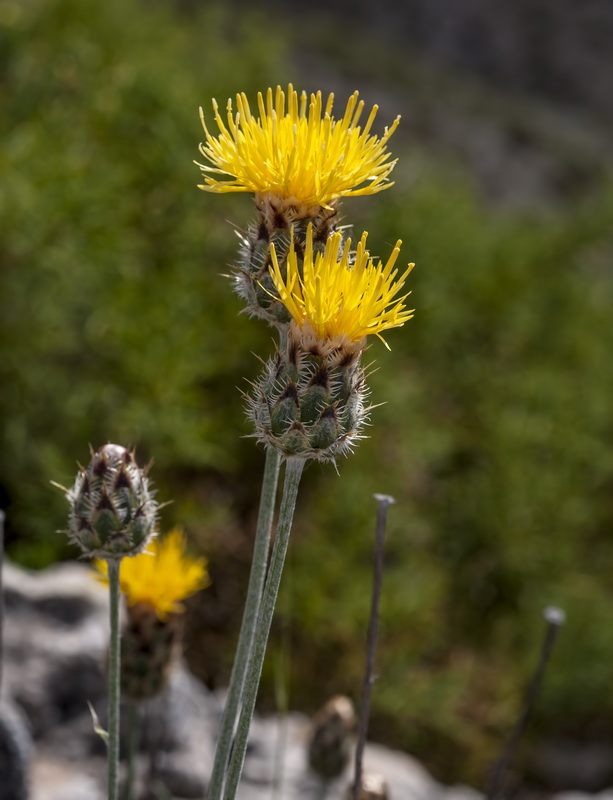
96;490;116;514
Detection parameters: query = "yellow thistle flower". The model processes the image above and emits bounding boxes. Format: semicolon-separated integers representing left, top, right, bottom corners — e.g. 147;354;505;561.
196;84;400;209
268;224;415;348
95;528;209;620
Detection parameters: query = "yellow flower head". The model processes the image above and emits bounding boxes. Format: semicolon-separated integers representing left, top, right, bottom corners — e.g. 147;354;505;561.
269;224;415;348
196;84;400;209
95;528;209;620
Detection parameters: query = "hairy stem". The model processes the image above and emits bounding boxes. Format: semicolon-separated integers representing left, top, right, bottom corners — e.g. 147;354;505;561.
107;559;122;800
223;457;305;800
207;446;282;800
126;701;139;800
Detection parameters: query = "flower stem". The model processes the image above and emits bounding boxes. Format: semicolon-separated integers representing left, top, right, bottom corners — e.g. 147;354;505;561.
222;456;305;800
352;493;395;800
485;606;565;800
207;446;282;800
107;559;122;800
126;701;139;800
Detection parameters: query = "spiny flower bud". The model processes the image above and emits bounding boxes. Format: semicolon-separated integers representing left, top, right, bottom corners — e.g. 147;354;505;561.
248;323;368;462
66;444;157;560
246;223;414;460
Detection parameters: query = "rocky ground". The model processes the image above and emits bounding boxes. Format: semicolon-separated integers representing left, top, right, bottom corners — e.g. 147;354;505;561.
1;559;612;800
1;559;482;800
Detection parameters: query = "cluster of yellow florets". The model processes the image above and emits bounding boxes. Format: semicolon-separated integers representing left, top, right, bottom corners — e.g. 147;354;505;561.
196;83;413;351
196;84;399;209
269;224;414;348
95;527;209;619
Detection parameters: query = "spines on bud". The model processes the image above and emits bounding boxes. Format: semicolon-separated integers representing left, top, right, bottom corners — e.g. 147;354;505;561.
66;444;157;560
247;324;368;462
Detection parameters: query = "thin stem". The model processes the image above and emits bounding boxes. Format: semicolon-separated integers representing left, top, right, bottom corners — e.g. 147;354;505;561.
207;446;282;800
485;606;566;800
223;456;305;800
145;700;171;800
0;510;5;697
271;642;290;800
107;559;122;800
126;701;140;800
352;494;395;800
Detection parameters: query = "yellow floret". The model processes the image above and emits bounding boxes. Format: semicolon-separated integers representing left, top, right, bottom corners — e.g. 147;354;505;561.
196;84;400;208
95;528;209;619
268;224;415;348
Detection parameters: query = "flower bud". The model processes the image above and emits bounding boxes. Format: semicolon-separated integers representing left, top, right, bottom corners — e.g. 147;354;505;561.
248;324;368;462
66;444;156;559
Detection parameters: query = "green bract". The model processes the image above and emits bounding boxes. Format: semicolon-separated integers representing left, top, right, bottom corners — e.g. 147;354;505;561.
67;444;157;559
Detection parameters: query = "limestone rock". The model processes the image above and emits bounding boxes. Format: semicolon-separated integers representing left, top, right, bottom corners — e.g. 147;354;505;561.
0;558;484;800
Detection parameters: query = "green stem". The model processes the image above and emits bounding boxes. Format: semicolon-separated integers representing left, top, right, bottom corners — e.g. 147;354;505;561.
107;559;122;800
223;457;305;800
126;701;139;800
207;446;282;800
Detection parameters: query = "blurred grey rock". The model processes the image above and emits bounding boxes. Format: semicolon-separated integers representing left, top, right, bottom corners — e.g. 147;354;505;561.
0;699;32;800
2;558;481;800
308;696;357;780
533;739;613;792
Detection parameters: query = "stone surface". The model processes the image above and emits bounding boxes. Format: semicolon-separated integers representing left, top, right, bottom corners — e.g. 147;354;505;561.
3;558;611;800
0;699;32;800
532;739;613;792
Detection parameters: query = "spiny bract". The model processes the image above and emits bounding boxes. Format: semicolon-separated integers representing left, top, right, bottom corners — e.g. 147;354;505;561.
248;325;368;462
67;444;157;560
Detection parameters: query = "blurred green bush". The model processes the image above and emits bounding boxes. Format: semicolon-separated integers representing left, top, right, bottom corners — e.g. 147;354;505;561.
0;0;284;564
283;180;613;780
2;0;613;785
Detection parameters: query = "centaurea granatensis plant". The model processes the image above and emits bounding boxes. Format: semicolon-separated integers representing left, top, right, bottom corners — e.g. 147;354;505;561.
196;84;414;800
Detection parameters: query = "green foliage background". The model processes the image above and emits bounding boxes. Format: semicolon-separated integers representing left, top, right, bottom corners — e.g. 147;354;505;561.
2;0;613;785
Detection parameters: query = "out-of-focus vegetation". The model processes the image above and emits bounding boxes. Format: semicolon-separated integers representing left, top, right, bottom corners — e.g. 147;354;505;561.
0;0;283;564
2;0;613;786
